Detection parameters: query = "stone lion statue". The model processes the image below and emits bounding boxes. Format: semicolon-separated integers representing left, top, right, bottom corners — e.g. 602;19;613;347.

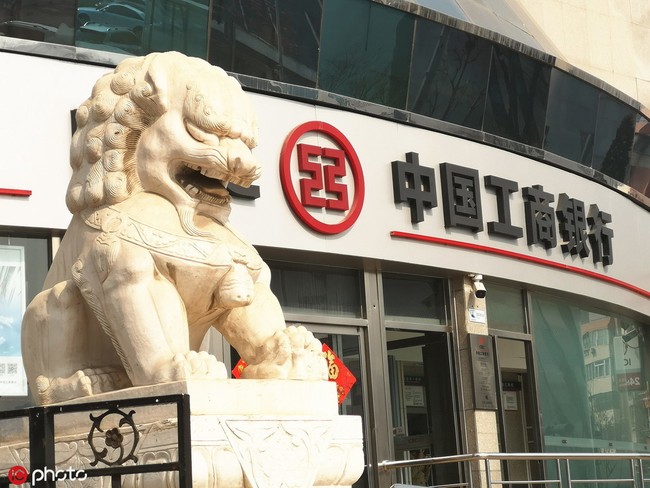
22;52;327;405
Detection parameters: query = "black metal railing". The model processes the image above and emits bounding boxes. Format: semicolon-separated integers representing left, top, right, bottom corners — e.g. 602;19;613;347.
0;394;192;487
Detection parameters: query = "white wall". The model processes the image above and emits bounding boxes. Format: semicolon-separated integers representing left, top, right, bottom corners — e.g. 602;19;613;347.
516;0;650;108
0;52;112;229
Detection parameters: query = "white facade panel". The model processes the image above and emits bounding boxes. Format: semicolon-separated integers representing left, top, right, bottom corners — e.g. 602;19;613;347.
0;52;112;229
1;52;647;317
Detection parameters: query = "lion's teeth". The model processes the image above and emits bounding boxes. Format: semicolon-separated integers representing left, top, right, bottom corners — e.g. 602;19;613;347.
185;184;200;196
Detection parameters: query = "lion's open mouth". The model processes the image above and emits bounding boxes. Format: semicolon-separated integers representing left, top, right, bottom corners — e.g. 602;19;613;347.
176;163;231;205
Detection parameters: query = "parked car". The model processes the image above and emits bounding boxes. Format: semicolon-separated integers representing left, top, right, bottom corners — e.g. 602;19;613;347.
76;22;142;54
0;20;58;42
77;3;144;37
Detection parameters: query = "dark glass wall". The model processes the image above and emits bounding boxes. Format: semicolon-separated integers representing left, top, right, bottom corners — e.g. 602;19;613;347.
2;0;649;199
210;0;321;86
484;44;550;147
319;0;413;108
407;21;491;129
544;70;600;166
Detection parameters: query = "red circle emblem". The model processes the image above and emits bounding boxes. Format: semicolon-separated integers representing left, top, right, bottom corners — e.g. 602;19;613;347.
280;121;365;235
8;466;29;485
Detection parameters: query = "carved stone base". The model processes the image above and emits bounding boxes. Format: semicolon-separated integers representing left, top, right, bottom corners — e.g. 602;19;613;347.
0;380;365;487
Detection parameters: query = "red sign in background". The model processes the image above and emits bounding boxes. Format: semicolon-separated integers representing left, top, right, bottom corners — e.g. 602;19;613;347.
280;121;365;235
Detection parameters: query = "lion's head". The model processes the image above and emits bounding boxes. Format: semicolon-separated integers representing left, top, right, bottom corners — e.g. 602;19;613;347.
67;51;260;235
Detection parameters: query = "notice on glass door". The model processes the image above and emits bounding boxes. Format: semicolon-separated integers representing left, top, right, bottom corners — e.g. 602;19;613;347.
469;334;498;410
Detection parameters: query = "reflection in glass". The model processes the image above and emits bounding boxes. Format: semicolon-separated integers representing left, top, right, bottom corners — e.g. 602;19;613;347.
629;115;650;197
486;283;525;333
0;0;75;45
592;95;636;183
544;69;599;166
382;273;446;325
210;0;321;86
268;261;363;318
319;0;414;108
484;45;550;147
532;293;649;479
74;0;209;57
407;21;491;129
146;0;209;58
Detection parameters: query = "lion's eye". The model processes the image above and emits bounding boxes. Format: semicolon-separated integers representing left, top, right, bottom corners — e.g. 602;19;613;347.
186;121;220;146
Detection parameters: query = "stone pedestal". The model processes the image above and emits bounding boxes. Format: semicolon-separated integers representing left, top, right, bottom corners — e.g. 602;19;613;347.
0;379;365;487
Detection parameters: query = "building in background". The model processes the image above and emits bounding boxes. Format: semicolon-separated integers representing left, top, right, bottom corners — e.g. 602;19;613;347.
0;1;649;487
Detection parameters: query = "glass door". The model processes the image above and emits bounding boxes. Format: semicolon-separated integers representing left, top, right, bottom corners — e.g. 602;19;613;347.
495;337;541;485
387;330;459;487
307;325;370;488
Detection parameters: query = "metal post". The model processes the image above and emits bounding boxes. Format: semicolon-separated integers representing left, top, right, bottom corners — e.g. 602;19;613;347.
565;459;572;488
486;458;492;488
111;474;122;488
639;459;645;488
28;407;55;488
177;394;193;488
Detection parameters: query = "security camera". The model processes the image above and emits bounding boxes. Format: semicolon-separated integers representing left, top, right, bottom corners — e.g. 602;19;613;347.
469;274;487;299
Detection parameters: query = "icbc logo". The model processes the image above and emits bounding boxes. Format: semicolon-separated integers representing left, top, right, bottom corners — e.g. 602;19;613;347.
280;121;365;235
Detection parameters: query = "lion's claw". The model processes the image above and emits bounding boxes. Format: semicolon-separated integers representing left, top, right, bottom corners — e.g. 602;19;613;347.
242;325;328;380
164;351;227;382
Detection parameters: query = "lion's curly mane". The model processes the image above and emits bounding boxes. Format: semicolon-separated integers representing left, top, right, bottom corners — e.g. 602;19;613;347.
67;52;258;215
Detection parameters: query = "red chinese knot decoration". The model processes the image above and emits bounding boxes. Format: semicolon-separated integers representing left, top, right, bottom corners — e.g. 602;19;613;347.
232;343;356;405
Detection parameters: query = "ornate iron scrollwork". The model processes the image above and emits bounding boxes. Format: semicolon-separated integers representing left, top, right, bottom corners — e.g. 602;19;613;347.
87;406;140;467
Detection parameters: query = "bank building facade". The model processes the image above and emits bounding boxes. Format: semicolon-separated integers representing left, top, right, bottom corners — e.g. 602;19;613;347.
0;1;649;487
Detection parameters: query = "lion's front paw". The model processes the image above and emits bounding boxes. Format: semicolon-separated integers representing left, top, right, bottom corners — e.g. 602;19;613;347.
242;325;328;381
158;351;228;382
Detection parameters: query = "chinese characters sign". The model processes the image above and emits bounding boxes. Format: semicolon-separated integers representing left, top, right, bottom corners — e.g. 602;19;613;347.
392;152;614;266
469;334;498;410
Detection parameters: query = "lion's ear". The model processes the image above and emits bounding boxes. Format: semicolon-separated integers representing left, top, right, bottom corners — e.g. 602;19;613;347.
128;53;172;118
144;52;193;115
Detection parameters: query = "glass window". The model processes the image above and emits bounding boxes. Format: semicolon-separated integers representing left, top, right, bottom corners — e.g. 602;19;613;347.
268;261;363;318
76;0;209;57
319;0;414;108
210;0;320;86
146;0;209;58
484;45;550;147
0;0;75;44
629;114;650;197
544;69;599;166
486;282;526;333
532;293;649;479
592;95;636;183
532;294;650;479
0;234;50;411
275;0;321;86
407;21;491;130
382;273;446;325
